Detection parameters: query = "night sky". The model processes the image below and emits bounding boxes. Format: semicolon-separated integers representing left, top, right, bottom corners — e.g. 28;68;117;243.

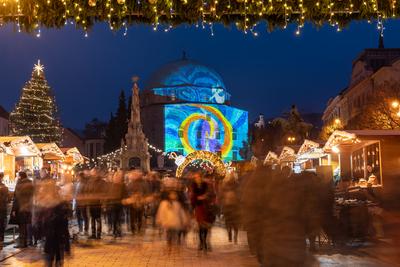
1;20;400;129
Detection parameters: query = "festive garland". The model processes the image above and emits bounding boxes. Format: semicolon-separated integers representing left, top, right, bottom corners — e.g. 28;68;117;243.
0;0;396;33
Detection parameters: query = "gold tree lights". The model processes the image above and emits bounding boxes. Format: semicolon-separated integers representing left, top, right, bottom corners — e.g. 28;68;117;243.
0;0;397;35
9;60;63;145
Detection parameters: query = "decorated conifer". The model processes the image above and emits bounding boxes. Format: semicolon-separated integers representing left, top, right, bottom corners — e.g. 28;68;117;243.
10;60;62;144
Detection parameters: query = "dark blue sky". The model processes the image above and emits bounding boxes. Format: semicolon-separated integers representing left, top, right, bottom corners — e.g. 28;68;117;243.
1;20;400;129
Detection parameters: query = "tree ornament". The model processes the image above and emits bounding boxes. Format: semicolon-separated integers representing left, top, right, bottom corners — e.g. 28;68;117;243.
148;0;157;5
117;0;126;4
88;0;96;7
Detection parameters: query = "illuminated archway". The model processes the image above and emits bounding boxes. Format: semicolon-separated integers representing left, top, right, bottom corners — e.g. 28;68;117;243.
176;151;226;178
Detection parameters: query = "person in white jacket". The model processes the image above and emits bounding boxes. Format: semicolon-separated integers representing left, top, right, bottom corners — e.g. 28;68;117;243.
156;191;188;245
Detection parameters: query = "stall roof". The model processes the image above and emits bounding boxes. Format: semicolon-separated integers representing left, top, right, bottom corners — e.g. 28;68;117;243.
60;147;84;165
278;146;297;163
323;130;358;152
324;130;400;153
297;139;320;156
345;130;400;136
0;136;41;157
36;143;65;160
263;151;278;165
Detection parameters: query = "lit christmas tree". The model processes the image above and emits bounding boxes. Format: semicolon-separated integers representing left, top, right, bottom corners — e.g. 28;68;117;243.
10;60;62;144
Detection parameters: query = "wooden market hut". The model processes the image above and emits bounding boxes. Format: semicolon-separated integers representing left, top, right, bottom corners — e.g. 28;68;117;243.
263;151;278;166
278;146;297;168
0;136;42;180
36;143;65;178
296;139;326;171
323;130;400;206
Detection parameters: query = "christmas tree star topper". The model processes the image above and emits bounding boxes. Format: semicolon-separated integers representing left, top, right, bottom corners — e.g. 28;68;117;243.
34;59;44;75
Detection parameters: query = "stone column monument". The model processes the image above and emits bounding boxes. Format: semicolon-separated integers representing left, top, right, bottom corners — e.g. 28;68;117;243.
120;76;151;172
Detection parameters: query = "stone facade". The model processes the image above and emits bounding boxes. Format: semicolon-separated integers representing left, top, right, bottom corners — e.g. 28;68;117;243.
323;44;400;128
121;79;150;172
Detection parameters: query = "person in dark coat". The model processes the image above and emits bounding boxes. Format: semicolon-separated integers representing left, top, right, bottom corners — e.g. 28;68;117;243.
190;172;214;251
0;172;9;250
11;171;34;248
40;181;70;267
220;173;240;243
108;170;127;238
75;172;90;235
86;169;107;239
126;171;147;234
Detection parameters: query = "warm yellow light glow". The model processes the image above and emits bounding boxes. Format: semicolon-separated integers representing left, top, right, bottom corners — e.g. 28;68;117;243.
332;146;340;153
34;60;44;75
392;100;399;109
334;118;341;125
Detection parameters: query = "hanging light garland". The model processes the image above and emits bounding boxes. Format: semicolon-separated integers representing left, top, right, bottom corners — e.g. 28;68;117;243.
0;0;397;35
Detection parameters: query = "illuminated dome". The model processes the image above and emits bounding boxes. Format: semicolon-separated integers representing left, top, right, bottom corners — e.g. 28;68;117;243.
145;58;227;91
143;58;231;105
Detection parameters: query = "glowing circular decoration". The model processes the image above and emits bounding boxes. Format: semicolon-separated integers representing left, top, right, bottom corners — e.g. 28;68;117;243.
179;104;233;158
176;151;226;178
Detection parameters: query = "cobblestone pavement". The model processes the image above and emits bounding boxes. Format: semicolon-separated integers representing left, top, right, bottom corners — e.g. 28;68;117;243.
1;226;259;267
0;225;398;267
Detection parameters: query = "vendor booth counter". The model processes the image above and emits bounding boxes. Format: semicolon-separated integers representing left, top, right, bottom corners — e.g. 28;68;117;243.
324;130;400;208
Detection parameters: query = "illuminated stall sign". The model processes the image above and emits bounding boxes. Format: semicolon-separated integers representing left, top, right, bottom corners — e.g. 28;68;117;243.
164;103;248;161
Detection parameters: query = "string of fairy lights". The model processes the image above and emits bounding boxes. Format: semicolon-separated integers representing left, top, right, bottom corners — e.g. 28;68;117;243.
0;0;396;37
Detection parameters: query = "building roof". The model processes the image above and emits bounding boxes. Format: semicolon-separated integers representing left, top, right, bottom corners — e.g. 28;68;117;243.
0;136;41;157
145;58;227;92
345;130;400;136
0;106;9;120
352;48;400;73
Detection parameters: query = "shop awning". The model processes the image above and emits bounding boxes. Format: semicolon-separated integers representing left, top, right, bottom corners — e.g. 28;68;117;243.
0;136;41;157
36;143;65;161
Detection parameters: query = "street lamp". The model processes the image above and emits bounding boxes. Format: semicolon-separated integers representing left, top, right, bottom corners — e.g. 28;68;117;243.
390;100;400;117
287;136;296;143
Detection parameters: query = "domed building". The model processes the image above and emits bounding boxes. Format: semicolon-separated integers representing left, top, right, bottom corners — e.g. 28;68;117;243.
140;57;248;166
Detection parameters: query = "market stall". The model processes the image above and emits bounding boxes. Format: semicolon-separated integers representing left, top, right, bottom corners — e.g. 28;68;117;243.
60;147;85;183
36;143;65;178
320;129;400;243
0;136;42;180
324;130;400;206
278;146;297;169
263;151;278;166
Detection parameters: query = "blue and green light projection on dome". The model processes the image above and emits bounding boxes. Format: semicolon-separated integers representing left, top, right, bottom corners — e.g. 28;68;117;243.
147;60;231;104
165;104;248;162
148;59;248;162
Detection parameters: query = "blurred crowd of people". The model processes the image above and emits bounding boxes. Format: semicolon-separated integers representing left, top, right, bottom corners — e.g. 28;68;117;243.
241;165;335;267
0;163;339;267
0;167;235;266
